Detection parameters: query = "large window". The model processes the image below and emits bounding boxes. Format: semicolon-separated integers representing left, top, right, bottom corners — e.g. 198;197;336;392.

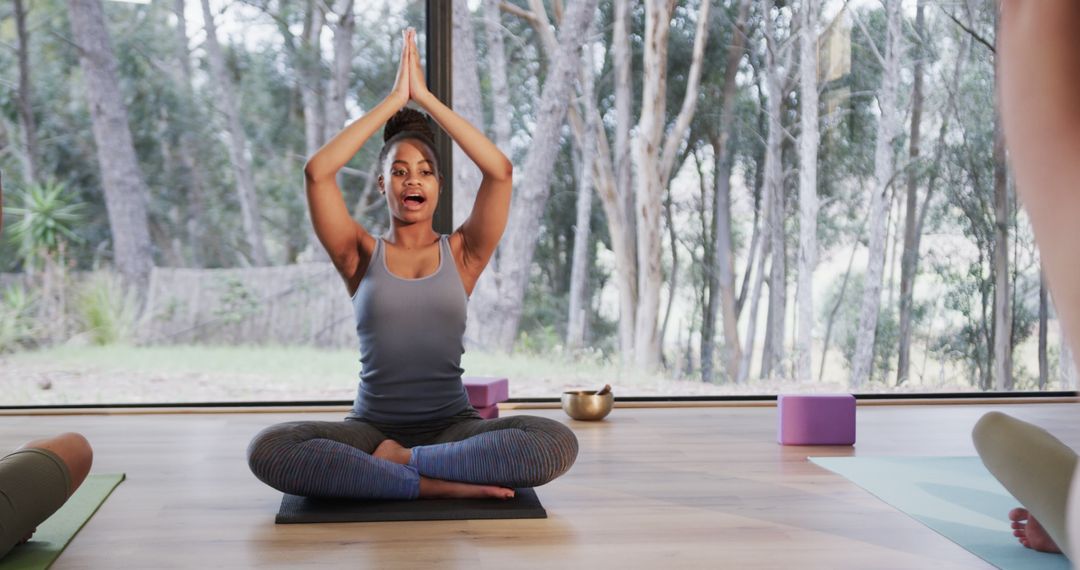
0;0;425;404
0;0;1075;406
450;0;1077;397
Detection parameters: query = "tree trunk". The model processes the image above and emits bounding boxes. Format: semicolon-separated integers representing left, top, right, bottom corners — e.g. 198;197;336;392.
67;0;154;290
631;0;672;372
612;0;637;362
705;140;742;384
632;0;712;371
979;247;992;390
1039;271;1048;390
659;188;680;367
580;43;637;370
739;229;771;384
300;1;325;157
566;38;598;351
14;0;40;186
850;0;903;387
897;0;927;386
900;31;969;384
200;0;269;266
451;0;486;229
760;0;787;380
463;0;506;350
737;188;762;317
884;191;900;312
760;184;786;381
326;0;355;144
482;0;512;151
795;0;819;382
819;219;863;382
991;119;1012;391
1062;327;1079;389
482;0;599;351
288;0;325;259
172;0;209;267
702;0;749;384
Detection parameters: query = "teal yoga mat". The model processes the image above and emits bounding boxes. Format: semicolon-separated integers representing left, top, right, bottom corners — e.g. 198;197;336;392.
810;456;1068;569
1;473;125;570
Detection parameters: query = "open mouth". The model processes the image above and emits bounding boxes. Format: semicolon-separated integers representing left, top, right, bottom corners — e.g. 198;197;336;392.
403;193;426;210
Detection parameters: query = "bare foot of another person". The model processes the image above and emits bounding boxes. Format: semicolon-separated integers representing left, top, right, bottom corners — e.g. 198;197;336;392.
1009;508;1063;553
372;439;411;465
420;477;515;500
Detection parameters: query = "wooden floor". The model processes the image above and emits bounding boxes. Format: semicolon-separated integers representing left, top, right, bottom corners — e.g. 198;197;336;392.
3;402;1078;569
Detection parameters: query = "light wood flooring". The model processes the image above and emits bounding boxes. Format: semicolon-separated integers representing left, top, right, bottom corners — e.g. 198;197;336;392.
3;402;1079;569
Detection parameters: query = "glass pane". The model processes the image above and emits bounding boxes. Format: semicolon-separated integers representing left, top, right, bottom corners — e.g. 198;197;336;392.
0;0;425;405
451;0;1075;397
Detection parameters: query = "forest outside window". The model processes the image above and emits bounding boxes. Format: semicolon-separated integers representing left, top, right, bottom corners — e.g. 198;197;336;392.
446;0;1075;397
0;0;1073;406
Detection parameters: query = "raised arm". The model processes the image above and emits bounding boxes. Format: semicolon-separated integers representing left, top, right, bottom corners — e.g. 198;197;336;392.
999;1;1080;361
404;29;513;282
304;32;411;279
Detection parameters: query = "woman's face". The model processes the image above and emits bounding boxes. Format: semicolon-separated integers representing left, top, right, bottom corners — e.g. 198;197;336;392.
380;140;440;224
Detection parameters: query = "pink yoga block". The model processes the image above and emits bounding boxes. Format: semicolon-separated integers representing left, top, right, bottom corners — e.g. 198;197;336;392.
777;394;856;445
462;377;509;407
474;404;499;419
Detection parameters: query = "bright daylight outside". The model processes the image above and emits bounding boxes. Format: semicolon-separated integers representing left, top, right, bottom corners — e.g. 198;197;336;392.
0;0;1076;405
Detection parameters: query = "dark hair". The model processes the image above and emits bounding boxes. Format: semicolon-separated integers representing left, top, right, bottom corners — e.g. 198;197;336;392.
378;108;441;177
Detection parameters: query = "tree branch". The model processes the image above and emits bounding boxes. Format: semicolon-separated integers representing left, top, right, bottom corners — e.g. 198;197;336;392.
939;6;994;54
660;0;713;186
499;1;540;25
849;6;886;69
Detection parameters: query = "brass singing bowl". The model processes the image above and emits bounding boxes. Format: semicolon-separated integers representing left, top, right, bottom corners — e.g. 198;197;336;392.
561;390;614;421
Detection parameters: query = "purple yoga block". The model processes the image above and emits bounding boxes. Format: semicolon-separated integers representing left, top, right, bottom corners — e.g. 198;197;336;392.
462;376;509;407
474;404;499;419
777;394;856;445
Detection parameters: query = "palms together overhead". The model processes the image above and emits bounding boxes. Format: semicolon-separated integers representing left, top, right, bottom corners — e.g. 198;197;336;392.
391;28;431;106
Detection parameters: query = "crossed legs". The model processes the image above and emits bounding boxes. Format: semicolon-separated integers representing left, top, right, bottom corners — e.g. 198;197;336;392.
247;415;578;500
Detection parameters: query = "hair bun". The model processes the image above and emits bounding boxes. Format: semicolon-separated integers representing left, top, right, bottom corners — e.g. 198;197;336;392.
383;108;435;144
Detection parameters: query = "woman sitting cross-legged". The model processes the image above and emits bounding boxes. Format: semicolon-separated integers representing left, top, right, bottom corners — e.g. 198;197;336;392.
246;28;578;500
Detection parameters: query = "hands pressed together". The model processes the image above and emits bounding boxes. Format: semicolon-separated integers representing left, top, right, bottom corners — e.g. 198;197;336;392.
391;28;431;108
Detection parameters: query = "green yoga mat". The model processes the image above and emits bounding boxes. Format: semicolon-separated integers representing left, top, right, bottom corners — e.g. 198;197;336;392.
1;473;125;570
810;456;1068;570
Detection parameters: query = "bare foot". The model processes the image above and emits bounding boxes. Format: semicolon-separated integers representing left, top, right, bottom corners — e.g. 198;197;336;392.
372;439;411;465
1009;508;1063;553
419;477;515;500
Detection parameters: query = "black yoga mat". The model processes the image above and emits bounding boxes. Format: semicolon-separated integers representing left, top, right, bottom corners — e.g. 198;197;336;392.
275;488;546;524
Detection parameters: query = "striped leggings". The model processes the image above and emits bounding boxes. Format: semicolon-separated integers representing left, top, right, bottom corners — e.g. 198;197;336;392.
247;412;579;500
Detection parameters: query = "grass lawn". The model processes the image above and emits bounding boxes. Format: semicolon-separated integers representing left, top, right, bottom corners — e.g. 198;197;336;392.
0;343;1012;406
0;344;694;405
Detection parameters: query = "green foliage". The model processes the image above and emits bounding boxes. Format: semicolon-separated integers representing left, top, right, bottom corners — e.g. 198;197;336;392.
825;271;900;384
0;285;39;353
74;271;139;346
932;259;993;388
5;180;84;268
515;324;563;356
212;277;259;325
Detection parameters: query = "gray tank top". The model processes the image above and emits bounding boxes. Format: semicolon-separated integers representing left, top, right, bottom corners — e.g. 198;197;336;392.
349;235;473;424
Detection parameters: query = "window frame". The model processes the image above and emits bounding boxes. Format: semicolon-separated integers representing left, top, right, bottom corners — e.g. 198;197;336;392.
427;0;454;234
4;3;1075;410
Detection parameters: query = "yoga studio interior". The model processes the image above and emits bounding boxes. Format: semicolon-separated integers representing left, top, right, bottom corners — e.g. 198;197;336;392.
2;0;1079;568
